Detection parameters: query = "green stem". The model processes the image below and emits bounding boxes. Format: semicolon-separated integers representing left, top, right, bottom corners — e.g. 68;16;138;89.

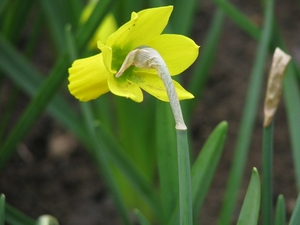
119;46;193;224
262;120;274;225
176;129;193;225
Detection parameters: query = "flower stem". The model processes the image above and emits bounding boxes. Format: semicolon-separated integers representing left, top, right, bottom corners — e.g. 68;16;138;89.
262;120;274;225
176;129;193;225
118;47;193;225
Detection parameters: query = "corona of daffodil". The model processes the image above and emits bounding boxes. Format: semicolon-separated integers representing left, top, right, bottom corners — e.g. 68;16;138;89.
68;6;199;102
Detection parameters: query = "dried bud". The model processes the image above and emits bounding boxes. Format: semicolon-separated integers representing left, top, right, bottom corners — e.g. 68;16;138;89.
264;47;291;127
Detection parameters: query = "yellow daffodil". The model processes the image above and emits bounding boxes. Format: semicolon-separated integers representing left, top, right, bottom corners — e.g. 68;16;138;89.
68;6;199;102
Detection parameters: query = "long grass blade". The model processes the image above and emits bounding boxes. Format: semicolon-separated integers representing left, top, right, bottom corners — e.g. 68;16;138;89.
236;168;261;225
213;0;260;39
67;23;132;224
0;194;4;225
0;0;9;15
289;192;300;225
170;0;198;35
275;195;286;225
167;121;228;225
40;0;72;51
283;65;300;189
213;0;300;191
156;102;178;224
5;204;36;225
192;121;228;217
184;9;225;119
94;122;161;219
0;0;114;169
81;102;133;225
134;209;151;225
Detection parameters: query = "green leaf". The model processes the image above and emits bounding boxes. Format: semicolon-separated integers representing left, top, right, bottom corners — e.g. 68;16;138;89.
192;121;228;216
80;102;133;225
156;102;178;224
0;194;5;225
5;204;36;225
0;0;115;170
289;192;300;225
40;0;69;51
283;65;300;189
94;121;161;220
168;121;228;225
134;209;151;225
275;195;286;225
236;168;261;225
213;0;260;39
170;0;198;35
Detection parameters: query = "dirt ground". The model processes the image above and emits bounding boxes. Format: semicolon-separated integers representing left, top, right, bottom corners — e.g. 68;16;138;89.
0;0;299;224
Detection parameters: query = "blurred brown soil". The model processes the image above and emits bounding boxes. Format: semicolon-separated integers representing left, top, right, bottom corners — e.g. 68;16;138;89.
0;0;299;224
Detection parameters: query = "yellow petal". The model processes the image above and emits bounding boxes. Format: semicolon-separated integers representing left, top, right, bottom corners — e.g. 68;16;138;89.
128;70;194;102
68;54;110;101
97;41;117;73
106;6;173;49
107;70;143;102
146;34;200;75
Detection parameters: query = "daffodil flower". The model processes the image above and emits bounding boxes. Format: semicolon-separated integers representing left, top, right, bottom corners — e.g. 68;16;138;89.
68;6;199;103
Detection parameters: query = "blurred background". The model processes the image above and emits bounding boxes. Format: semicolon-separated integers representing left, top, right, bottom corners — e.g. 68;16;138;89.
0;0;299;224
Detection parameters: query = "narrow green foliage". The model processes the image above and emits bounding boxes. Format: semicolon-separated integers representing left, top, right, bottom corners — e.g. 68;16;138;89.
5;204;36;225
0;85;19;143
283;65;300;189
0;0;35;43
94;122;161;220
134;209;151;225
0;194;5;225
185;9;225;119
170;0;198;35
0;0;114;170
0;0;9;15
236;168;261;225
76;0;115;51
40;0;69;51
192;121;228;217
81;103;133;225
0;53;70;170
168;121;228;225
213;0;260;39
65;0;83;28
262;121;274;225
289;192;300;225
66;23;132;225
219;0;274;223
156;102;178;224
275;195;286;225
